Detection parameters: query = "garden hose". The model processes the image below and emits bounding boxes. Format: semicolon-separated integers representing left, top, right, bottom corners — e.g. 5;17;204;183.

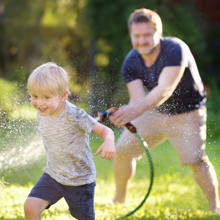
97;107;154;219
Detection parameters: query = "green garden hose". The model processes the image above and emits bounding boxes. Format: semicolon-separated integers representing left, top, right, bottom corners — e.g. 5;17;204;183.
115;132;154;219
97;107;154;219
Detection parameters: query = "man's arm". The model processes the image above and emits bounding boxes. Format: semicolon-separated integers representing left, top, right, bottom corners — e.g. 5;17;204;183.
110;65;185;127
142;65;185;108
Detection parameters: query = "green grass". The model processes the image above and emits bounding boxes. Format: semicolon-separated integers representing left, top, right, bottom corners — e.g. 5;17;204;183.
1;121;220;219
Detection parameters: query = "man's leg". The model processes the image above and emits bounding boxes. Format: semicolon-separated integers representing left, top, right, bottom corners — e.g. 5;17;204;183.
113;110;166;203
113;154;136;203
167;107;220;213
189;162;220;213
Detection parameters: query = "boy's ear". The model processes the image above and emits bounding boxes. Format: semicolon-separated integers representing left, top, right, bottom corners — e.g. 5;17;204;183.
61;90;69;101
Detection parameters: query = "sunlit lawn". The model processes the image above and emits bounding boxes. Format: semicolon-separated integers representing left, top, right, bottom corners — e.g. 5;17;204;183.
1;119;220;219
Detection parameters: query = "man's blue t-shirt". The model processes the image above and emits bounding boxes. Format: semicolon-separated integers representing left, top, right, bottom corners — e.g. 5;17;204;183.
122;37;206;115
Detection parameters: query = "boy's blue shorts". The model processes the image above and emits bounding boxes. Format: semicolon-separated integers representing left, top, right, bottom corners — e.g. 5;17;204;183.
28;173;96;220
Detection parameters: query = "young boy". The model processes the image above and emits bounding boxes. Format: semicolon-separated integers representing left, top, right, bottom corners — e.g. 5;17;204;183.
24;62;116;220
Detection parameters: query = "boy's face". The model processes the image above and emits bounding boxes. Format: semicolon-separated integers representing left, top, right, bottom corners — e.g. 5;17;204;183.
30;88;67;117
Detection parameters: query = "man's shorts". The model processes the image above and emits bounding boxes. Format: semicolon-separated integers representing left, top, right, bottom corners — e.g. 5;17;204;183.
116;107;208;164
28;173;96;220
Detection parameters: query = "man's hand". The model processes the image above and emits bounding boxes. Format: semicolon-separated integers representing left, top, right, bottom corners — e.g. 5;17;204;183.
110;103;143;127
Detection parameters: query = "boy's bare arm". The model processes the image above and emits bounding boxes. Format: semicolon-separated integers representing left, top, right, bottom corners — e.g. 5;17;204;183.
92;122;116;160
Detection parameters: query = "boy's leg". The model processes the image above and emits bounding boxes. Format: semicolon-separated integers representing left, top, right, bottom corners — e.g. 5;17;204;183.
24;173;63;219
63;182;96;220
24;197;49;220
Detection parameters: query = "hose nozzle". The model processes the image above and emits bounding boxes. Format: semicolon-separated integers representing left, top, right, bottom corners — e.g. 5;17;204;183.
97;107;137;133
97;107;118;122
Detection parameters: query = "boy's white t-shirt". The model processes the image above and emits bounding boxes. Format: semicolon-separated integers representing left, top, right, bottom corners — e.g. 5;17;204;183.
37;100;97;186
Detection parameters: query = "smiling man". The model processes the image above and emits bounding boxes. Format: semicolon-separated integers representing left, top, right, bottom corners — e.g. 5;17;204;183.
110;8;220;214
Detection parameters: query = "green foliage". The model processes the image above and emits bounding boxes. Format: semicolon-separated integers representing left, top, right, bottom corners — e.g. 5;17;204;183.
0;0;45;79
202;24;220;84
0;78;20;113
0;77;37;119
206;79;220;142
0;0;92;110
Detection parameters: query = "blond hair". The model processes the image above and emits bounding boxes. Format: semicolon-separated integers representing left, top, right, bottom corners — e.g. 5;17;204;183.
28;62;70;97
128;8;162;36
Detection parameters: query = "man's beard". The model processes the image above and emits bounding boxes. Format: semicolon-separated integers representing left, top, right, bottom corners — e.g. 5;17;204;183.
142;43;159;56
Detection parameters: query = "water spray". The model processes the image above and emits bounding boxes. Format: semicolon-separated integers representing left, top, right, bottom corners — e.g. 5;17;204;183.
96;107;154;219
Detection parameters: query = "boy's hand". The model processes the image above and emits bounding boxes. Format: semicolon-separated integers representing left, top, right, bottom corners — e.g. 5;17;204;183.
95;141;116;160
92;122;116;160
